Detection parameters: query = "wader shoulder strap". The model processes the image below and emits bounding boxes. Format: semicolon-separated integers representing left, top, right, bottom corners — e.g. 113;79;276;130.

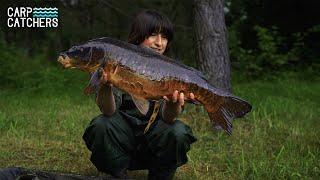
144;101;161;134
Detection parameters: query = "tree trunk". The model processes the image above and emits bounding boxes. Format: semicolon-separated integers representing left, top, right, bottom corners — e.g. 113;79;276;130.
194;0;231;92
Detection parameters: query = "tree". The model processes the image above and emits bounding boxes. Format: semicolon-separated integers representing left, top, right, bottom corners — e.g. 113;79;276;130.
194;0;231;92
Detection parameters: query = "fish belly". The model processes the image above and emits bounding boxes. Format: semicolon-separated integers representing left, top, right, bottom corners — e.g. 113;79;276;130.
105;61;191;100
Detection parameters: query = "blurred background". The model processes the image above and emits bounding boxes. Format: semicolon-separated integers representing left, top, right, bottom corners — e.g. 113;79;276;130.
1;0;319;80
0;0;319;179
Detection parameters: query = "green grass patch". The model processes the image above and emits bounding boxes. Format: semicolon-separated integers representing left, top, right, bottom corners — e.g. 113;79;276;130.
0;67;319;179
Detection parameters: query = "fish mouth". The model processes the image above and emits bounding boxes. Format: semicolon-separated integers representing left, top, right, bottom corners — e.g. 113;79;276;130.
57;54;73;68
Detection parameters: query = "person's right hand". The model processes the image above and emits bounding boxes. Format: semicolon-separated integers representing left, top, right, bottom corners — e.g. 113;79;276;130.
99;68;112;86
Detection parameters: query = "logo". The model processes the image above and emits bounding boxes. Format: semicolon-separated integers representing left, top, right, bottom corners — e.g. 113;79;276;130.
7;7;59;28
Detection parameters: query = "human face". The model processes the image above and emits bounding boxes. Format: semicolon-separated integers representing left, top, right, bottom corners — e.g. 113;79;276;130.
141;33;168;54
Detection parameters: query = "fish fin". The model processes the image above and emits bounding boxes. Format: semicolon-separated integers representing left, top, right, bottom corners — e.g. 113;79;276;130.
83;68;103;95
204;94;252;135
130;94;150;115
206;96;252;135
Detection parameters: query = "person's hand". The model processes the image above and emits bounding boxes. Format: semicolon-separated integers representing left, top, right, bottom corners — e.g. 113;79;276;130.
99;68;112;87
163;90;195;107
161;90;195;123
96;68;115;116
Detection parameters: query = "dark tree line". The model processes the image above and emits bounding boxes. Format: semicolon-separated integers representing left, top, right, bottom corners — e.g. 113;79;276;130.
0;0;319;81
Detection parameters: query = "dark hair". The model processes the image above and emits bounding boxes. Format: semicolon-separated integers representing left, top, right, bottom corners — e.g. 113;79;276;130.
128;9;173;54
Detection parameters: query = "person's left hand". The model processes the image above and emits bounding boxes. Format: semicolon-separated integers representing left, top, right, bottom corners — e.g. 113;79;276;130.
163;90;195;107
161;90;195;123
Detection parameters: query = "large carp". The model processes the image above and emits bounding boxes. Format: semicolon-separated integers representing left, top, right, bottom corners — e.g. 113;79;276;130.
58;37;252;134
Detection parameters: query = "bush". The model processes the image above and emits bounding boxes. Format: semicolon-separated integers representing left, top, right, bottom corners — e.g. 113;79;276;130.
229;24;319;78
0;44;23;87
0;43;88;94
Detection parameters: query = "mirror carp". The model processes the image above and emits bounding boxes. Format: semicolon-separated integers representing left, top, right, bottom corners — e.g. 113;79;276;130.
58;37;252;134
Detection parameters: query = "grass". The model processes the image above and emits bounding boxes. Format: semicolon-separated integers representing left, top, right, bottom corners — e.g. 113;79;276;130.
0;66;319;179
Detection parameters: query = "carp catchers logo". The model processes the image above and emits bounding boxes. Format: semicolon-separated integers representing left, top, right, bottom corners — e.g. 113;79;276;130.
7;7;58;28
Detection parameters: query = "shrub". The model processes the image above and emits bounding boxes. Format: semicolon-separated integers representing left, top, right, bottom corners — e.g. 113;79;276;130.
229;24;319;78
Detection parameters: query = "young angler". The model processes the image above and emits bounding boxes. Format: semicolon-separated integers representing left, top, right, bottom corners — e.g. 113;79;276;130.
82;10;197;179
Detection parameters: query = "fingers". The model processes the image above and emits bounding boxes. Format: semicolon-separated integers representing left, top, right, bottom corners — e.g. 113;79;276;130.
172;90;178;103
99;69;113;87
179;92;184;106
103;70;108;81
100;70;108;84
189;93;195;100
163;90;178;102
163;91;194;106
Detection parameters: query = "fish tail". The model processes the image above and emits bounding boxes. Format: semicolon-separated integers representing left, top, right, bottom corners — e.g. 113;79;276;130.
197;87;252;135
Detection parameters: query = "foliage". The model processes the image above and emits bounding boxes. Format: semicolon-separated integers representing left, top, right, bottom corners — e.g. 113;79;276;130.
0;43;89;94
0;0;319;79
228;24;320;78
0;0;195;67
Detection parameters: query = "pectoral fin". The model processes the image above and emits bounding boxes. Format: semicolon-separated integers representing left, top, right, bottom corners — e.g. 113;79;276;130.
131;94;150;115
83;67;103;95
